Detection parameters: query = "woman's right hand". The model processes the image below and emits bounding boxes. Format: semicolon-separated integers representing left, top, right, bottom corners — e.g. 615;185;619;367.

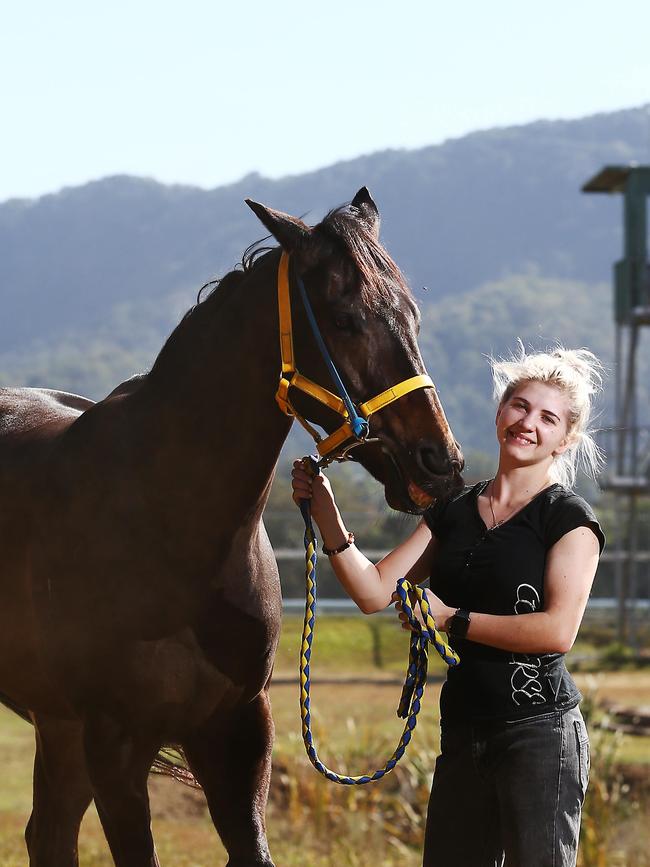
291;459;337;523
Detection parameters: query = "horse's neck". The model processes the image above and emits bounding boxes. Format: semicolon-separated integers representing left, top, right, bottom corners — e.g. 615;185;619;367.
138;254;292;533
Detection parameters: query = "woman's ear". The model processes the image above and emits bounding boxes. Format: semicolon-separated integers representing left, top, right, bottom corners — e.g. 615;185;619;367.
553;430;577;457
495;403;506;443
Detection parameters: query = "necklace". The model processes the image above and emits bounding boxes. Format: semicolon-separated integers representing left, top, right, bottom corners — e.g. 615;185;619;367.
487;479;549;530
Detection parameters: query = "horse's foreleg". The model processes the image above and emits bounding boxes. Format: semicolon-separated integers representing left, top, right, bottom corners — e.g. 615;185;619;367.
183;688;276;867
83;712;161;867
26;715;94;867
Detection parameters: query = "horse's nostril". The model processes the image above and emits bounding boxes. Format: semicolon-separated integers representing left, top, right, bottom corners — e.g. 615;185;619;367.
418;446;451;476
417;447;464;477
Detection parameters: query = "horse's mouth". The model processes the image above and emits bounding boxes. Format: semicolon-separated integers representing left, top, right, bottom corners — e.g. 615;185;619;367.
407;480;435;510
383;448;462;514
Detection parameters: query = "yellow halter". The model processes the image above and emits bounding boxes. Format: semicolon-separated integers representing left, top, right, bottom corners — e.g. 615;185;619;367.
275;251;434;464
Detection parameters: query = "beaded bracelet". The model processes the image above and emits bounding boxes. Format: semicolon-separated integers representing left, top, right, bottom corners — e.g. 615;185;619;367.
322;531;355;556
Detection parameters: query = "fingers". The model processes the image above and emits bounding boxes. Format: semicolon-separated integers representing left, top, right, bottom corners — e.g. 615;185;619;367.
290;460;332;509
291;461;313;505
392;595;417;632
292;459;311;479
399;614;417;632
291;460;314;501
393;590;430;634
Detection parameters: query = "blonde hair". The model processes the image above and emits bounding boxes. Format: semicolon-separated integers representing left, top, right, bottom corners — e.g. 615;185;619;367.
489;342;604;489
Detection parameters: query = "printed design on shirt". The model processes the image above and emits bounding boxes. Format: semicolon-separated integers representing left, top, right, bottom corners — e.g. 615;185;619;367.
510;583;545;706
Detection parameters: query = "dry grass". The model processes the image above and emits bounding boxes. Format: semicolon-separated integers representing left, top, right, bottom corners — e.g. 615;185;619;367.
0;630;648;865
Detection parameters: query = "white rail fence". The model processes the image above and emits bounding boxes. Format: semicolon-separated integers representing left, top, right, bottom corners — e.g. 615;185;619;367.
276;548;650;614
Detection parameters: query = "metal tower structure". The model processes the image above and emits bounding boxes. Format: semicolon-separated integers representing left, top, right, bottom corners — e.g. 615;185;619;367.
583;165;650;645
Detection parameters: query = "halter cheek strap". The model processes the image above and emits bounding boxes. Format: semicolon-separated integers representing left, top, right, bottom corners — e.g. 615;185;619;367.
276;251;434;464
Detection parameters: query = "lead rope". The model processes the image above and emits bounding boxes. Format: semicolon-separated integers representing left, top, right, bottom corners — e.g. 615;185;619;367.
297;465;460;785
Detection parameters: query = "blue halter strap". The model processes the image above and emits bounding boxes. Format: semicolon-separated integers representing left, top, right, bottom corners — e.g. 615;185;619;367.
295;274;370;441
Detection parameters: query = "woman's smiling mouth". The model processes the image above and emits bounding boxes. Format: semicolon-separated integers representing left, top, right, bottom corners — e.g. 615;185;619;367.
507;430;535;445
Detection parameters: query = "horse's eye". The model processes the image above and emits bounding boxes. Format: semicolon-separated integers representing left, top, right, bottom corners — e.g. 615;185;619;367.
334;313;354;331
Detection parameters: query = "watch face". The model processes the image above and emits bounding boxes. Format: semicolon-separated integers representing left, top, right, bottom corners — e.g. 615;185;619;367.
451;610;470;638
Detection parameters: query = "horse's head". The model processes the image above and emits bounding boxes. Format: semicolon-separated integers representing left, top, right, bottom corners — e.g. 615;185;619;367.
246;188;464;513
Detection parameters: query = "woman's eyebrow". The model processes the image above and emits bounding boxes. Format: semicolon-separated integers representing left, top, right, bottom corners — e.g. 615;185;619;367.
513;397;561;421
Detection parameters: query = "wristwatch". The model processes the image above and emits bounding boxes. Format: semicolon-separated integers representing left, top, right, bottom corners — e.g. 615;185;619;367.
448;608;471;639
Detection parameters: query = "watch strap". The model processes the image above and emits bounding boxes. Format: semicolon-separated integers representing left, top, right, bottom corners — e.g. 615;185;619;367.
449;607;471;639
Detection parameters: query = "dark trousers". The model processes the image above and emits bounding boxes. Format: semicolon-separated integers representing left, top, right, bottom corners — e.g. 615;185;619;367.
423;706;589;867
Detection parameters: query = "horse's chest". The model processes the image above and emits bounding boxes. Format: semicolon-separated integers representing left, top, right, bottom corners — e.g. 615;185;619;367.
76;625;274;736
121;633;250;732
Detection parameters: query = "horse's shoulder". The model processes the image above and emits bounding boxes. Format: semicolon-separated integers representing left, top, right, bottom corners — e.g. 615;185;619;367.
0;387;94;439
103;374;147;401
35;388;95;413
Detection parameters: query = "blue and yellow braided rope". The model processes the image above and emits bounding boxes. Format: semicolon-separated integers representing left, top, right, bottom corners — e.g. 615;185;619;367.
298;496;460;785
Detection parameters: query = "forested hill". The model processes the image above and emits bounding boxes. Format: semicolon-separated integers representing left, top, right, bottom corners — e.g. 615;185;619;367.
1;104;649;449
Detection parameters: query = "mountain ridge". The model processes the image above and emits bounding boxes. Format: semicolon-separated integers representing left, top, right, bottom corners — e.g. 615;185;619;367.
1;103;649;448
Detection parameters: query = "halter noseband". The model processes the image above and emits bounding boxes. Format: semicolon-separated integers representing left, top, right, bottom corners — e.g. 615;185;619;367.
275;251;434;465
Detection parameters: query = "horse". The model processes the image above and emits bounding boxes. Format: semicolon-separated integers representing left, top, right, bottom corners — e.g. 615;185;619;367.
0;187;463;866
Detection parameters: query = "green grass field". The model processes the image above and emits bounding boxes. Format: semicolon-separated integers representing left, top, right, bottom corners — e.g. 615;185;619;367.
0;615;648;865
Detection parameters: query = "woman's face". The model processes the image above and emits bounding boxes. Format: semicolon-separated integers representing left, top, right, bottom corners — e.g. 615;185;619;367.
496;380;573;468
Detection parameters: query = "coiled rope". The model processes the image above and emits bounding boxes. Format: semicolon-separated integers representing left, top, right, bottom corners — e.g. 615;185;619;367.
298;494;460;785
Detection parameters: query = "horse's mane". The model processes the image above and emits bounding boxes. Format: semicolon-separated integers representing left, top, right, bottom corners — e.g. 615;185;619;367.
150;203;412;376
194;240;275;308
193;203;411;311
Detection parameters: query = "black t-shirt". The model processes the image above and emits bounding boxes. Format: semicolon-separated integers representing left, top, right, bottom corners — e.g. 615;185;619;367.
424;481;605;723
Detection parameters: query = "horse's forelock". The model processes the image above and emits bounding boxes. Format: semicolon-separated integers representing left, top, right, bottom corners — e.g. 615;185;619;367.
320;207;411;310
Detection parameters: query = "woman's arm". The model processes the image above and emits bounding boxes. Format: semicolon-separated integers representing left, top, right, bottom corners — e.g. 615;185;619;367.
418;526;600;654
291;460;436;614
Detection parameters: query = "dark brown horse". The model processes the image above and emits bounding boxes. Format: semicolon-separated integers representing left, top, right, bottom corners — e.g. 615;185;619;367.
0;188;462;866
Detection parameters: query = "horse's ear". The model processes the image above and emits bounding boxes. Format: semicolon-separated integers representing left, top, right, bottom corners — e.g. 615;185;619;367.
245;199;310;252
350;187;380;238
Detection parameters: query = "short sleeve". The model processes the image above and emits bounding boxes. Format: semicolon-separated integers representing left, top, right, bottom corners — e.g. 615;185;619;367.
544;493;605;553
423;497;448;537
424;483;480;539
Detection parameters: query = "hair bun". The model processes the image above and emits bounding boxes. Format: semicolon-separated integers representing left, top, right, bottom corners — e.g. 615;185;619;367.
550;347;604;396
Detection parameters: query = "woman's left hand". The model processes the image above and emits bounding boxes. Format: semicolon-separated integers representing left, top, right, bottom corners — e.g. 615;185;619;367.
392;588;454;633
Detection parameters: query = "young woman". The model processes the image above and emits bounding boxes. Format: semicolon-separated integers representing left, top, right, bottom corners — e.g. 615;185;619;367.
291;345;605;867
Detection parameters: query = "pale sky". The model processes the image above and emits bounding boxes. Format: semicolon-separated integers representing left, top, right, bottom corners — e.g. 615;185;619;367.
2;0;650;203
